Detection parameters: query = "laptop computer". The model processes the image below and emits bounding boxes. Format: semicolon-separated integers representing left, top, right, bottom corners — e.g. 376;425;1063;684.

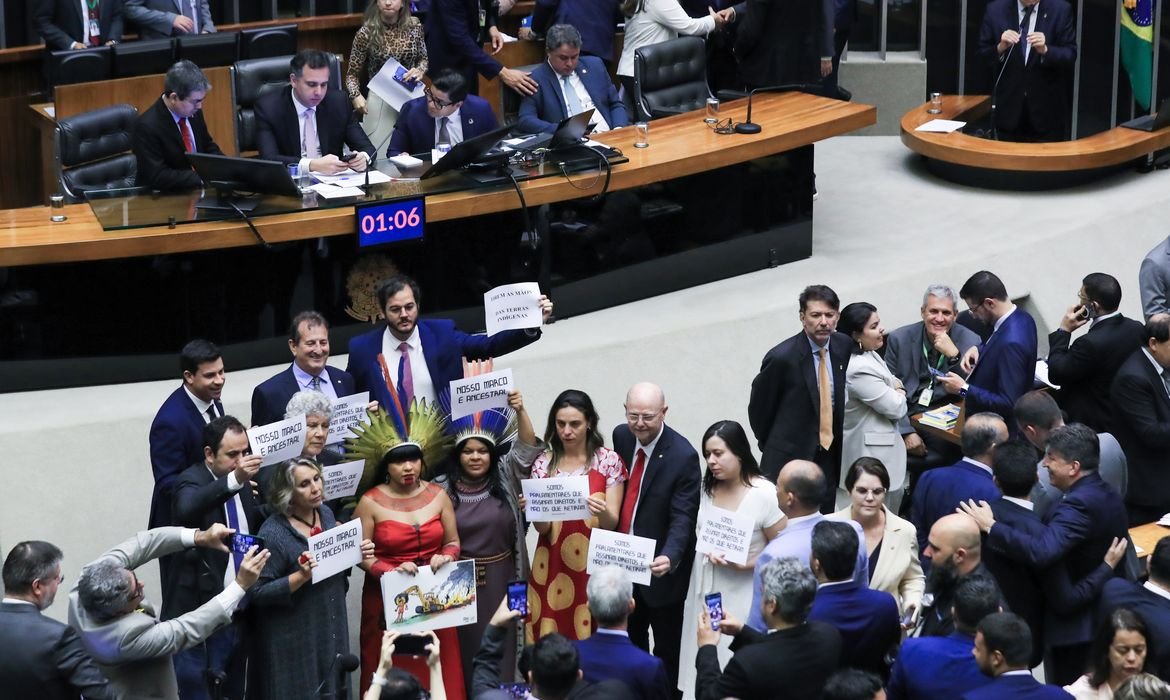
510;108;597;151
418;122;515;180
1121;98;1170;132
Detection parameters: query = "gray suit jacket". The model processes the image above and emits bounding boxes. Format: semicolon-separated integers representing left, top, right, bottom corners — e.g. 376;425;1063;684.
841;349;909;492
123;0;215;39
68;527;233;699
884;321;981;434
1140;236;1170;319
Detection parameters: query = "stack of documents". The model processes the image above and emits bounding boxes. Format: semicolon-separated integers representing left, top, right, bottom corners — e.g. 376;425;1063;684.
1157;513;1170;526
919;404;962;430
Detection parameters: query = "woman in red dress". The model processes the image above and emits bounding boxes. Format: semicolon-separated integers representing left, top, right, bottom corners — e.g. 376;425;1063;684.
525;389;627;644
354;441;464;698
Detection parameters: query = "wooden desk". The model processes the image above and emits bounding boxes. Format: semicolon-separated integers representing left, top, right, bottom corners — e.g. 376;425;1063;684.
1130;522;1169;561
0;92;876;267
900;95;1170;172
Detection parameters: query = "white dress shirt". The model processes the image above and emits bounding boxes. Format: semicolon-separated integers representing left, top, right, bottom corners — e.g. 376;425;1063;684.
382;325;437;408
434;107;465;146
184;386;219;423
556;67;611;133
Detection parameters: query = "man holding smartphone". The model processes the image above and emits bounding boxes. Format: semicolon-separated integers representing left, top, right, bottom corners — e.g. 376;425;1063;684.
166;415;266;699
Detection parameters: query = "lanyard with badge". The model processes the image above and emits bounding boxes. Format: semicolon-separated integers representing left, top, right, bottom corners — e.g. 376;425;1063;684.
918;341;946;407
86;0;101;45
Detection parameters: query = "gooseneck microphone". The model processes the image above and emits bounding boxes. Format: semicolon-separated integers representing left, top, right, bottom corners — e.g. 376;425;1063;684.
315;652;361;697
735;84;824;134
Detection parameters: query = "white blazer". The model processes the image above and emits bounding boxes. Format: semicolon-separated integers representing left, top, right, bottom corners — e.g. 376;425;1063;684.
832;505;925;615
841;350;909;492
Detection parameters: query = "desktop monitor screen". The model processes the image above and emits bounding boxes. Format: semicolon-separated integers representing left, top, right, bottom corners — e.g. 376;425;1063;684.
419;122;515;180
177;32;240;68
113;38;175;78
186;153;300;197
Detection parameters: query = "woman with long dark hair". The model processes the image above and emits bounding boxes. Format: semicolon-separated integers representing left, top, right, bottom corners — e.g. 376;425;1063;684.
525;389;626;644
676;420;785;699
1066;608;1151;699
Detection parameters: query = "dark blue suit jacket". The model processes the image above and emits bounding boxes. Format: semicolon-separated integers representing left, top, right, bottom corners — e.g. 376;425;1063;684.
575;631;668;700
516;59;628;135
345;318;540;417
386;94;498;156
964;308;1038;427
250;364;356;427
986;472;1127;645
532;0;623;63
887;632;991;700
149;386;222;529
912;458;1001;557
611;423;700;606
1099;578;1170;679
254;85;376;166
425;0;502;80
808;579;900;675
961;673;1073;700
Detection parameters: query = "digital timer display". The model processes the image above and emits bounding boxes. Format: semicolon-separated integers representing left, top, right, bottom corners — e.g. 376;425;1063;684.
355;197;425;248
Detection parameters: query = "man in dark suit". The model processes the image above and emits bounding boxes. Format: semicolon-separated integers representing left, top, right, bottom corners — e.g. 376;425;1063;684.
1099;536;1170;679
532;0;623;65
0;541;113;699
575;566;669;700
516;23;628;135
964;613;1073;699
937;271;1038;430
1047;273;1145;434
426;0;538;98
124;0;214;38
251;310;356;427
696;557;842;700
748;284;850;502
346;274;552;426
386;68;499;156
133;60;224;192
35;0;123;49
961;423;1129;685
1109;315;1170;526
807;520;900;675
166;416;264;699
911;412;1007;558
734;0;833;88
255;49;376;176
977;0;1077;142
885;285;982;478
611;382;700;698
886;577;999;700
917;513;1004;638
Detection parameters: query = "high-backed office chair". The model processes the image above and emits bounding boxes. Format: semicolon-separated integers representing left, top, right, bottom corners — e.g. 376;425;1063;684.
633;36;710;121
54;104;139;202
112;38;176;78
239;23;298;59
500;63;542;125
230;53;344;153
44;46;113;94
177;31;241;68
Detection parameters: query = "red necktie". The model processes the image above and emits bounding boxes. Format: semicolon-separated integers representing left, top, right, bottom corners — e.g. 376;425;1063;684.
617;448;646;534
179;117;194;153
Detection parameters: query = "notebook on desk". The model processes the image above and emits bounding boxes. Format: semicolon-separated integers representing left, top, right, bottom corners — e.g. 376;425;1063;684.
1121;98;1170;132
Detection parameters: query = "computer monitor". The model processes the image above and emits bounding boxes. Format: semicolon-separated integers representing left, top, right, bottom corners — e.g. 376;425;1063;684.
239;24;297;59
44;46;112;93
419;122;515;180
177;32;240;69
113;38;176;79
186;152;299;209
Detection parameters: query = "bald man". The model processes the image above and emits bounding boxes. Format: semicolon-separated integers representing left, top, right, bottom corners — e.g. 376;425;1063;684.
612;382;701;698
917;513;1004;638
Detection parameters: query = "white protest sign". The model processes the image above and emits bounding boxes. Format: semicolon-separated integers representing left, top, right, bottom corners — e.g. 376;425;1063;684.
587;528;656;585
449;369;512;421
322;459;366;500
484;282;542;337
695;505;754;566
328;391;370;443
246;415;306;466
521;475;591;522
308;518;363;583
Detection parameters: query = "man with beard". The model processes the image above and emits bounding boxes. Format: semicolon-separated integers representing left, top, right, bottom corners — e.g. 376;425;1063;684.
916;513;1004;638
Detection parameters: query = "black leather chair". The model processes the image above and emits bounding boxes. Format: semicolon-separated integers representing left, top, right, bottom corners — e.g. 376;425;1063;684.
633;36;711;121
54;104;139;202
44;46;113;94
500;63;542;125
239;23;298;59
230;53;344;153
112;38;176;78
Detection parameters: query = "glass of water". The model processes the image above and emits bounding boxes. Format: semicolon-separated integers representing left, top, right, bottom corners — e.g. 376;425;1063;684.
928;92;942;114
705;98;720;124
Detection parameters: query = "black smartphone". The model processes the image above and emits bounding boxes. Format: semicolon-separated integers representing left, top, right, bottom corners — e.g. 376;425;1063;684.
395;633;430;656
340;152;360;162
704;592;723;630
507;580;529;617
230;533;264;555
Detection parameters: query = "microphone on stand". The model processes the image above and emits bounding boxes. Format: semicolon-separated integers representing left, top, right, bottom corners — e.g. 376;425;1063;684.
989;34;1018;141
316;652;361;698
732;84;824;134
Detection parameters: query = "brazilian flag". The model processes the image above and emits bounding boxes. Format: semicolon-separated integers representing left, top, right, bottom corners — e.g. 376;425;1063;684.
1120;0;1154;110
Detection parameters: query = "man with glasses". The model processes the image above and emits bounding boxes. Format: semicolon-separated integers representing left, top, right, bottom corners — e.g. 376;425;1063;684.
1;541;113;699
133;60;224;192
516;23;627;136
386;68;499;157
69;524;270;699
611;381;700;699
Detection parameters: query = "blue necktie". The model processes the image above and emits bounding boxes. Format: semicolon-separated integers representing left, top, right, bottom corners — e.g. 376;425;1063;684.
225;499;244;572
562;75;583;116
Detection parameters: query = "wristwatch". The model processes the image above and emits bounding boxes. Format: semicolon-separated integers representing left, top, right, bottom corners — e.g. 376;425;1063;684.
371;673;389;688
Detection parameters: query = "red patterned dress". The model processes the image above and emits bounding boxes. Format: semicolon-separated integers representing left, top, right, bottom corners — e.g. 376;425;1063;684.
525;447;627;643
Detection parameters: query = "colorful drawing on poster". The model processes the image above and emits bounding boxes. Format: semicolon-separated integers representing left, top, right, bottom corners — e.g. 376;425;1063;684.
379;559;478;633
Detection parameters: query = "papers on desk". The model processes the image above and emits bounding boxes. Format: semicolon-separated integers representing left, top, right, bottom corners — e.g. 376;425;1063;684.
389;154;424;169
313;169;392;186
915;119;966;133
367;57;426;111
1158;513;1170;527
46;106;55;118
309;183;365;199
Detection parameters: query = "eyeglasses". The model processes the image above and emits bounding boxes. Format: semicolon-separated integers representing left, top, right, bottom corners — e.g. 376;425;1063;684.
425;87;456;109
625;409;663;424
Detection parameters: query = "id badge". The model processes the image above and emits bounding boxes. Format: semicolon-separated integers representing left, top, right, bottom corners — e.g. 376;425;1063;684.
918;384;934;407
89;18;101;40
479;8;486;28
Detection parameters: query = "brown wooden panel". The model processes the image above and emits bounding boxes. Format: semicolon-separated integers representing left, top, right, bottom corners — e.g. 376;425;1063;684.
0;93;876;267
900;95;1170;171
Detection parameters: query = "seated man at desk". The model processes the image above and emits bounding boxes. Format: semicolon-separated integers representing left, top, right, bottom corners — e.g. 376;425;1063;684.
385;69;498;156
133;60;223;191
516;23;628;135
255;49;375;175
36;0;124;50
